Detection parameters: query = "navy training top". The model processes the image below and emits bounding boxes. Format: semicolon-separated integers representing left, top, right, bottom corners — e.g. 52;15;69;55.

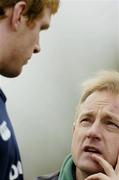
0;89;24;180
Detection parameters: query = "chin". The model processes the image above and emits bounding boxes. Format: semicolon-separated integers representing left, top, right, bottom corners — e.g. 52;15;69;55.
77;158;103;175
1;68;23;78
80;165;103;175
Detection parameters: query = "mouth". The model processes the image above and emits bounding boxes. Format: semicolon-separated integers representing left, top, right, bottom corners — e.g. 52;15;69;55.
83;146;101;155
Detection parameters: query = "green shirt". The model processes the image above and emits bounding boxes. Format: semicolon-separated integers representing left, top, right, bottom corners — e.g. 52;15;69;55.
58;154;76;180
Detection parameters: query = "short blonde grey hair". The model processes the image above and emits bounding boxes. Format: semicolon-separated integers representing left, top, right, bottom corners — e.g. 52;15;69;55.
75;70;119;121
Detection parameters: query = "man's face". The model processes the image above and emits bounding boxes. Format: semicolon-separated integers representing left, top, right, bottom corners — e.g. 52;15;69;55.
1;7;51;77
71;91;119;175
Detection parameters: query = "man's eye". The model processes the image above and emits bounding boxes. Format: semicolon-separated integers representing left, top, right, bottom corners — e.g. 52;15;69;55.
80;119;92;127
106;121;119;129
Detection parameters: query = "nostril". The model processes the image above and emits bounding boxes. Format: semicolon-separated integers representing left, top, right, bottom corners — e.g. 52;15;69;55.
34;46;40;53
34;49;39;53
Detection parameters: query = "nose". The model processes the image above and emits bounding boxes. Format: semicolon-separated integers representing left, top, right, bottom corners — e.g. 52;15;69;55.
86;120;102;140
33;43;40;53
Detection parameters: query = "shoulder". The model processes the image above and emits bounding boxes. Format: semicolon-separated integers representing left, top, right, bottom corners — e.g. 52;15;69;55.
36;171;59;180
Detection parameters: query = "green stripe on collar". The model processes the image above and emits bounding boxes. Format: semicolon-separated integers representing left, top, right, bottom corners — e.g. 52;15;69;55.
58;154;76;180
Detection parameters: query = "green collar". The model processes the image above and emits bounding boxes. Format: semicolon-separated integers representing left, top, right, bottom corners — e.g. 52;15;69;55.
58;154;76;180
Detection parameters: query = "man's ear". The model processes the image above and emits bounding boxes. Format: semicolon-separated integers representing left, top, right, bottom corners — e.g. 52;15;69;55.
11;1;27;30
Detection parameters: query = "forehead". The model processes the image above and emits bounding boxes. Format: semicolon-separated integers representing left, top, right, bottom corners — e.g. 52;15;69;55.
79;91;119;115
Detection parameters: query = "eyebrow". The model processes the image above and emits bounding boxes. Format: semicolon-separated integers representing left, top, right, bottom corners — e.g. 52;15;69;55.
101;111;119;122
41;24;50;30
80;110;95;116
79;111;119;123
78;111;94;119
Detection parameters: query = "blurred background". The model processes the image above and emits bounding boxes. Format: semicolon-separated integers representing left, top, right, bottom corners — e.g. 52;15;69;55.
1;0;119;179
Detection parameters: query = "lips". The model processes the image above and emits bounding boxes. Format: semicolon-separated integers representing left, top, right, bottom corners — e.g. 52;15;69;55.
83;146;101;154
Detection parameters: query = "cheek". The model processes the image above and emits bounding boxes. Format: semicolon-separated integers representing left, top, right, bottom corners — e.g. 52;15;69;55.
108;137;119;153
71;130;86;166
28;30;39;45
71;129;84;154
106;137;119;166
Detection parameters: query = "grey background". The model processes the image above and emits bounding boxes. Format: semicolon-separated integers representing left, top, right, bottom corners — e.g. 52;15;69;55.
1;0;119;179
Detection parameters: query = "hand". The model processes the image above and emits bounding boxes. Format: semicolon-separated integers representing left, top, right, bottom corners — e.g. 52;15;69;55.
85;154;119;180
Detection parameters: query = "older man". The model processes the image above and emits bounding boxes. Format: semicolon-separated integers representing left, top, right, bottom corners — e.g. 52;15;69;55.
0;0;59;179
38;70;119;180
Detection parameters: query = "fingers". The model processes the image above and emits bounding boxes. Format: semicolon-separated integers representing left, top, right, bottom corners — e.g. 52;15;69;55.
91;154;115;177
115;154;119;175
85;173;109;180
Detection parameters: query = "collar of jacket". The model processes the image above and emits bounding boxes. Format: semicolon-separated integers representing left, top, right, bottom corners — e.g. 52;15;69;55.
58;154;76;180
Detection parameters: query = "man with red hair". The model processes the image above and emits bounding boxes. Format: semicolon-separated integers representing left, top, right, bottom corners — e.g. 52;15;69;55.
0;0;59;179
